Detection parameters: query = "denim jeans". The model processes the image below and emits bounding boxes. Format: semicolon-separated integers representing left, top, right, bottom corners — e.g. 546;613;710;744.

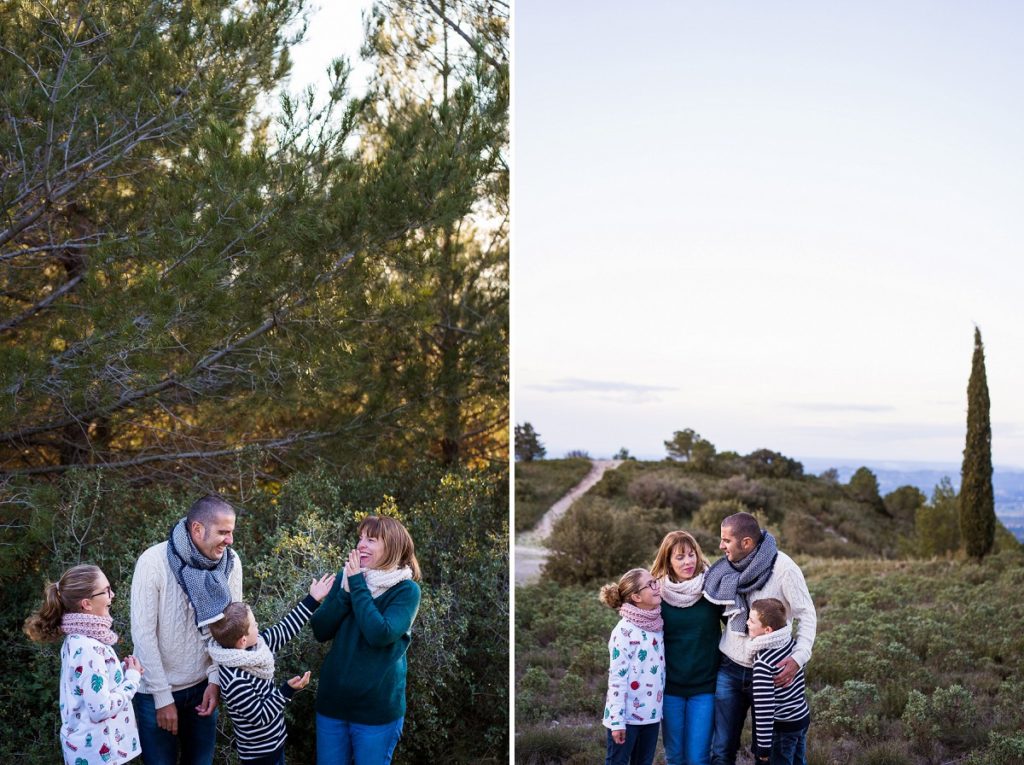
604;723;660;765
710;656;754;765
132;681;218;765
316;713;404;765
662;693;714;765
771;727;807;765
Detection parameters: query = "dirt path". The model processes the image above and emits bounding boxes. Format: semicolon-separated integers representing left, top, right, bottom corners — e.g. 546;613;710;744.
514;459;623;585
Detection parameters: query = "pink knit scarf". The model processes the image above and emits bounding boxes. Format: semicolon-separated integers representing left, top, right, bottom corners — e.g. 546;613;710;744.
61;613;118;645
619;602;664;633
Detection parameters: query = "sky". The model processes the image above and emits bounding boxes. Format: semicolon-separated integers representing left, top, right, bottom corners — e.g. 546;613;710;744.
282;2;370;105
513;0;1024;469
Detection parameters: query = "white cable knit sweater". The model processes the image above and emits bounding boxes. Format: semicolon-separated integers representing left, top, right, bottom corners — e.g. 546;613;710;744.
716;550;816;668
129;541;243;708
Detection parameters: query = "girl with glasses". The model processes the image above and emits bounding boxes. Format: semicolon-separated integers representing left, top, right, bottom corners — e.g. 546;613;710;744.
24;564;144;765
599;568;665;765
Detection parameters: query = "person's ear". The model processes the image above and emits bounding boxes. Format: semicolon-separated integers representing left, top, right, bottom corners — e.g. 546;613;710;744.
235;634;248;649
763;625;774;634
79;598;94;613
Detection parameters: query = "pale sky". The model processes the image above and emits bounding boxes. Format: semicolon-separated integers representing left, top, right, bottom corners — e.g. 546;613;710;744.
284;2;370;105
513;1;1024;468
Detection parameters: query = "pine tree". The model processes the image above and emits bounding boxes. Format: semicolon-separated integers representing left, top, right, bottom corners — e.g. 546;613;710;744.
960;327;995;560
514;422;545;462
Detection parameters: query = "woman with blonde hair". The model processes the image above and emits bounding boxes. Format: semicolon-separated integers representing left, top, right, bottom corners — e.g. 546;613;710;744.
650;531;723;765
310;515;422;765
24;564;144;765
599;567;665;765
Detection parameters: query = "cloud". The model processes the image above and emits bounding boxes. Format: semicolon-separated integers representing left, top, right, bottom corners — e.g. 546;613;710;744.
787;402;896;413
528;377;676;404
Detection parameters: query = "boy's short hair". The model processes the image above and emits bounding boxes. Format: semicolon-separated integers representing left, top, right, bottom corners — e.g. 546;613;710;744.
751;597;787;631
208;601;251;648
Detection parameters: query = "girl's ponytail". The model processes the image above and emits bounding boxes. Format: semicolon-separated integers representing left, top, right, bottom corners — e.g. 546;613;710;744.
23;564;102;643
598;568;648;611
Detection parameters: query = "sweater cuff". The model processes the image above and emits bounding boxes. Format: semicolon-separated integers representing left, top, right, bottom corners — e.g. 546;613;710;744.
124;669;141;686
280;682;296;700
154;689;175;709
301;593;321;611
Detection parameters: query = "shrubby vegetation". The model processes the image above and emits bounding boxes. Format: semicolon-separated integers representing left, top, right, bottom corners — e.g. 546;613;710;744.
514;458;591;533
7;464;508;763
516;553;1024;765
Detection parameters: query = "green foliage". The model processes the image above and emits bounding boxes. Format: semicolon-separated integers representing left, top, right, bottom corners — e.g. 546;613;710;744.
514;458;591;533
8;465;507;763
742;448;804;479
519;553;1024;764
849;467;887;514
884;485;926;523
913;477;961;558
544;498;671;586
515;422;547;462
692;499;746;535
961;327;996;560
625;473;703;517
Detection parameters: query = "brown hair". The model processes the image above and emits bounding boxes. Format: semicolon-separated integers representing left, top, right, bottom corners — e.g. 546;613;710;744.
750;597;787;631
357;516;421;580
598;568;649;610
208;602;252;648
23;564;104;643
723;511;762;545
650;530;710;582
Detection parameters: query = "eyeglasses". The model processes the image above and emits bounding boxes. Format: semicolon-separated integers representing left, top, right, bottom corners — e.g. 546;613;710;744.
636;579;660;593
90;586;113;599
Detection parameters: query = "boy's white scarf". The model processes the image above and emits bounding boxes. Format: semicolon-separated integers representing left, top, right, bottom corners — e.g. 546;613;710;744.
658;571;705;608
207;637;275;681
342;566;413;598
746;628;793;663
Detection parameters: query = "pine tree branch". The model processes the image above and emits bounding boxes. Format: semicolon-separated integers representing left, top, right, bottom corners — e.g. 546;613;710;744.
422;0;503;71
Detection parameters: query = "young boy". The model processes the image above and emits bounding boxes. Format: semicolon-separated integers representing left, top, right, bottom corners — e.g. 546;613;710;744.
208;573;335;765
746;597;811;765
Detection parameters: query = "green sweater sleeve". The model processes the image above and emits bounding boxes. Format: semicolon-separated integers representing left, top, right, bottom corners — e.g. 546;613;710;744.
348;574;420;647
309;572;352;643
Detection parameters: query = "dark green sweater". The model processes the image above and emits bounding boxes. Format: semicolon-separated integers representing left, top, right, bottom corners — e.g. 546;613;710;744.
310;572;421;725
662;597;723;697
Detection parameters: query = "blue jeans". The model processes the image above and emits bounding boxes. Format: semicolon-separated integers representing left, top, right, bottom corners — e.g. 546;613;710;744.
711;656;754;765
316;712;404;765
605;724;659;765
132;682;218;765
662;693;714;765
772;727;807;765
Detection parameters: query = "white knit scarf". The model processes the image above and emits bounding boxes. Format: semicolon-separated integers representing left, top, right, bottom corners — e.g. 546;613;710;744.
746;628;793;664
342;566;413;598
658;571;705;608
206;637;275;681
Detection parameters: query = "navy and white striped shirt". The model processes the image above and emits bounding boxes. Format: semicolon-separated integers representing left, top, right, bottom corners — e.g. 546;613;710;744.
218;594;319;762
750;635;810;757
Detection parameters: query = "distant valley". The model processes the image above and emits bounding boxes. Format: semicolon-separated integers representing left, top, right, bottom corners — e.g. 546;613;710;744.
800;458;1024;542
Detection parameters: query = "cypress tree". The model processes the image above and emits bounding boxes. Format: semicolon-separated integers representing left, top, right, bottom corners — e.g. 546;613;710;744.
960;327;995;560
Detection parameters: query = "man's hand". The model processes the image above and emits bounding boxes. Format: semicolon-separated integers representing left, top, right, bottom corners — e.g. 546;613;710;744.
156;703;178;735
287;671;312;690
774;656;799;687
309;573;336;602
611;729;625;745
195;683;219;716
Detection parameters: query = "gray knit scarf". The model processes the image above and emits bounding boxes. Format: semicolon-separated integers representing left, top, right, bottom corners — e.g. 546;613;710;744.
167;518;234;628
703;530;778;633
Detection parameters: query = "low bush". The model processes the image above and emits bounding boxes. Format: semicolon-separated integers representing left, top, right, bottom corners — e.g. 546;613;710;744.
626;473;703;517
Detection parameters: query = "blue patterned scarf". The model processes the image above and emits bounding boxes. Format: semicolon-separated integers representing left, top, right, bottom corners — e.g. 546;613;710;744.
166;518;234;628
703;530;778;633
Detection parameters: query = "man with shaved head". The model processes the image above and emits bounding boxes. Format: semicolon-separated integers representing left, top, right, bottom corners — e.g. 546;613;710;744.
703;511;816;765
130;495;243;764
